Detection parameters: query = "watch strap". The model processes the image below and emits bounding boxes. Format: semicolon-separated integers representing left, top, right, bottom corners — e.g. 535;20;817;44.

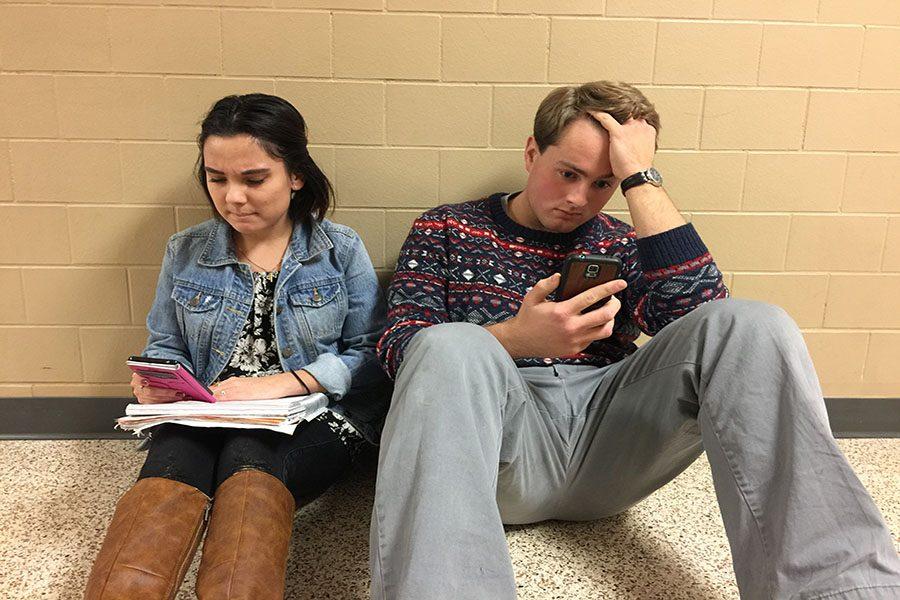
621;168;661;193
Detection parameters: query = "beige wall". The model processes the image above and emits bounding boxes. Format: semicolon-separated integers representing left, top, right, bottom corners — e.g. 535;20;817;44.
1;0;899;398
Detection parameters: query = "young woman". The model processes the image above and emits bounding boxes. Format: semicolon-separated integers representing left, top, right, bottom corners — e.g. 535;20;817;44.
84;94;389;599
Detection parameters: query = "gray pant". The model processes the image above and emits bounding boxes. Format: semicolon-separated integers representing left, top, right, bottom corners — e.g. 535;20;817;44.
370;299;900;600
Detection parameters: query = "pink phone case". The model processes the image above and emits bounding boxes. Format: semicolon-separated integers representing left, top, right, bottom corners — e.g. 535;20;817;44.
126;357;216;403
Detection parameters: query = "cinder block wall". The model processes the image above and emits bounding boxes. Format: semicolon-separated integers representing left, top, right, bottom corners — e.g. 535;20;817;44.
1;1;898;399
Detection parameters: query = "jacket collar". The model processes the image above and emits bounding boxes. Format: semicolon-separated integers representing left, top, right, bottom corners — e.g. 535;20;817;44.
198;217;333;268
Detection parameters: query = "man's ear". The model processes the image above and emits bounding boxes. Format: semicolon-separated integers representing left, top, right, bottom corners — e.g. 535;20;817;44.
524;136;540;173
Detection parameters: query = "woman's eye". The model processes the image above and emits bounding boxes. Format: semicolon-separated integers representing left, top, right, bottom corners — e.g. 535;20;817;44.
246;179;265;186
208;178;225;184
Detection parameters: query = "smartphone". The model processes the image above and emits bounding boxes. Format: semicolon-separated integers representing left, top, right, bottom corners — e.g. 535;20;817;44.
126;356;216;403
556;254;623;311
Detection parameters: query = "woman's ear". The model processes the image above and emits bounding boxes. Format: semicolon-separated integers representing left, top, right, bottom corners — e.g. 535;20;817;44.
291;173;304;191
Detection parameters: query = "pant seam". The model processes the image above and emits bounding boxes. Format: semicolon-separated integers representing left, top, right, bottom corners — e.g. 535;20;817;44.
806;584;900;599
617;360;700;392
700;404;774;597
373;501;387;600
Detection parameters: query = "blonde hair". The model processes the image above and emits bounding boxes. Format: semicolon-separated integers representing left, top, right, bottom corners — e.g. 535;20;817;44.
533;81;661;151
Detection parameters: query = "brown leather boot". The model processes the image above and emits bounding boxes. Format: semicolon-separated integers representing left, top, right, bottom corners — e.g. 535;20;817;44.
196;469;295;599
84;476;211;600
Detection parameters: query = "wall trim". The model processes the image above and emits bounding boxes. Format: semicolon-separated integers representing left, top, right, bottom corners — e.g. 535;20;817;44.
1;397;132;440
0;397;897;440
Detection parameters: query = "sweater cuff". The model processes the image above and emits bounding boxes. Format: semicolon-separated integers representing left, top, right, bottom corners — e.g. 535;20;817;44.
635;223;710;272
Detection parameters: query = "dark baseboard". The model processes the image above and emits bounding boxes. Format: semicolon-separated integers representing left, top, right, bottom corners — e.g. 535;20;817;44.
0;397;133;440
0;397;897;440
822;398;900;438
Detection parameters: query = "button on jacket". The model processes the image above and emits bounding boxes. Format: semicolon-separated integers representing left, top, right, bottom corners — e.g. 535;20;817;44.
143;217;387;406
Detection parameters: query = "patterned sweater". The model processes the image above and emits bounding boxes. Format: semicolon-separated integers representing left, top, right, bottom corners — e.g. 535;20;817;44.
377;193;729;379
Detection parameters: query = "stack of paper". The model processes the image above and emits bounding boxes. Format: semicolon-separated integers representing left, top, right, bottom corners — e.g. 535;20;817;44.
117;393;330;435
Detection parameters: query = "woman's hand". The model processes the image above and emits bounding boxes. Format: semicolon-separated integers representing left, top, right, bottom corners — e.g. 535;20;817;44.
209;372;324;401
130;372;185;404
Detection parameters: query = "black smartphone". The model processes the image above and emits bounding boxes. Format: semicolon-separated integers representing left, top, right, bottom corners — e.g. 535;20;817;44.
556;254;623;311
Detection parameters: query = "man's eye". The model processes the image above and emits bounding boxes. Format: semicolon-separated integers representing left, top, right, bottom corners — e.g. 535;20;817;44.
594;180;611;189
561;171;577;180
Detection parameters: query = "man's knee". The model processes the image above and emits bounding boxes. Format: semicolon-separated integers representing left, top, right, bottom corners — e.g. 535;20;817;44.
692;298;802;345
690;299;823;408
403;322;507;368
391;322;512;417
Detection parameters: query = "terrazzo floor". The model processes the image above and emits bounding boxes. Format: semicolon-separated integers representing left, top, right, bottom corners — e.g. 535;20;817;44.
1;438;897;599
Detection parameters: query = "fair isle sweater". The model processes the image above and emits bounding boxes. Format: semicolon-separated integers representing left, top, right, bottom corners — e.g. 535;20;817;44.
377;193;729;379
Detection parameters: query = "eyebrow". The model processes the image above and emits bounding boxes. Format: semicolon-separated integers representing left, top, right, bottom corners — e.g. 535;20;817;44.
204;167;271;175
557;161;614;180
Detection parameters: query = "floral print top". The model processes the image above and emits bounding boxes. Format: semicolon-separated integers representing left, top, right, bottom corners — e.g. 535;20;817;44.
215;270;363;448
217;271;281;379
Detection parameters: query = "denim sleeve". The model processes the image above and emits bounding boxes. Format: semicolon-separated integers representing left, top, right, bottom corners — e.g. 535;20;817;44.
301;232;387;400
142;242;195;371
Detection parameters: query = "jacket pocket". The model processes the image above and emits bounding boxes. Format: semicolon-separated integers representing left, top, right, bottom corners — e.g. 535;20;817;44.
287;280;346;339
172;283;223;313
171;283;224;358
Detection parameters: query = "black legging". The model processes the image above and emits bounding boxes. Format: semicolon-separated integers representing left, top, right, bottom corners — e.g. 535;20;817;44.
138;412;362;507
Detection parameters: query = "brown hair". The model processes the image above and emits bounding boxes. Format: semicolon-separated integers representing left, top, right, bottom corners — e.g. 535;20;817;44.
533;81;661;152
197;93;334;224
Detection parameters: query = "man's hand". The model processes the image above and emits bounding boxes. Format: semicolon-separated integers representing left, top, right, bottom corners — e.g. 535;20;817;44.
590;111;656;180
487;273;627;359
591;110;686;238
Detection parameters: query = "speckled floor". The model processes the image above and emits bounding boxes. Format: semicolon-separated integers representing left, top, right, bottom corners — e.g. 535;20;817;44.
1;438;897;599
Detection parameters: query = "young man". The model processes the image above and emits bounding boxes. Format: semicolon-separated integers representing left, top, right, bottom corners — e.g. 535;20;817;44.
370;82;900;600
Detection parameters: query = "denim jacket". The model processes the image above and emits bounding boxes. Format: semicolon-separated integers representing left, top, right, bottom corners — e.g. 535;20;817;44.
143;217;389;437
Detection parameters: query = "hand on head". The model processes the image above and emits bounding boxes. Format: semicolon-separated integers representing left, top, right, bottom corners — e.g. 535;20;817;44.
589;111;657;180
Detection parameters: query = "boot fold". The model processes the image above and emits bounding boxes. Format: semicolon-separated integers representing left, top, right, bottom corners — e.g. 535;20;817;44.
84;476;211;600
197;469;295;600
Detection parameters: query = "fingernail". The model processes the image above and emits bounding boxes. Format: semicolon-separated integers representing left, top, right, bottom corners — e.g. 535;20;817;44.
176;392;185;398
141;379;149;386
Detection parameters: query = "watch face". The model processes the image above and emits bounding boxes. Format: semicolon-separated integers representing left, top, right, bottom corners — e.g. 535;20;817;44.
646;167;663;186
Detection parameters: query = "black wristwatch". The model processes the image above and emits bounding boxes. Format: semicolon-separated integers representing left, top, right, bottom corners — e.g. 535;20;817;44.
620;167;663;193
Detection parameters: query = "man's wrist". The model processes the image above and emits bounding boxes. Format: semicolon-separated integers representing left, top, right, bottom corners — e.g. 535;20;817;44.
623;182;666;201
621;167;662;194
622;183;686;238
621;163;653;179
